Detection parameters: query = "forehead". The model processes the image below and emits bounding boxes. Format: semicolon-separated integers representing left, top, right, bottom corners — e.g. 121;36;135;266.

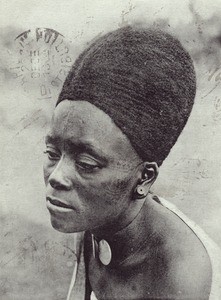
48;100;140;160
51;100;123;143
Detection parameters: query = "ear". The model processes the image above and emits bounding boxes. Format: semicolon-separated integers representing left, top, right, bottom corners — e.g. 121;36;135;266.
134;162;159;199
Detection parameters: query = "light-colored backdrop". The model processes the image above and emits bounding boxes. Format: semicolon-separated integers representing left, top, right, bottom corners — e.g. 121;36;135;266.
0;1;221;299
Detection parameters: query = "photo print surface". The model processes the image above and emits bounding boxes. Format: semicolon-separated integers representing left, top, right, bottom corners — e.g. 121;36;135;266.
1;1;221;299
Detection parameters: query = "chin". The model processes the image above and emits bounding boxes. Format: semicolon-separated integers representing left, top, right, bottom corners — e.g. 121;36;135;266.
50;215;85;233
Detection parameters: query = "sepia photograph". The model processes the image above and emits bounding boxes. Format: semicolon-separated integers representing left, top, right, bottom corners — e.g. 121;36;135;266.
0;1;221;299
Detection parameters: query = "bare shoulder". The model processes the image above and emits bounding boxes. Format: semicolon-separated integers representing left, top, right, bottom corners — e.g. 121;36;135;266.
165;230;212;299
145;198;213;299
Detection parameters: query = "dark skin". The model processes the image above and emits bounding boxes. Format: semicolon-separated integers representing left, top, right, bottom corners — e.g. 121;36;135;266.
44;100;212;299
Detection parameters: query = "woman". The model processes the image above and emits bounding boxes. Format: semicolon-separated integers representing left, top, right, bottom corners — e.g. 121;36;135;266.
43;26;221;299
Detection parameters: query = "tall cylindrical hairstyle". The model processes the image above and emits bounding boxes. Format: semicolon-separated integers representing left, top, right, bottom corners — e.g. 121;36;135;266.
57;26;196;166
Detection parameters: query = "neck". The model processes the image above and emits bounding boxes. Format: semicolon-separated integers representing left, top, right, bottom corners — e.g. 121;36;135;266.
90;194;163;266
91;197;146;239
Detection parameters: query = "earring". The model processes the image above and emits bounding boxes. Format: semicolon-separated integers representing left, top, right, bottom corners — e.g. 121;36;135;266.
134;186;146;199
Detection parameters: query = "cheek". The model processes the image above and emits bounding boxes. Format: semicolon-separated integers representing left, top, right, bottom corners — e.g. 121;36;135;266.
79;174;134;210
102;178;132;203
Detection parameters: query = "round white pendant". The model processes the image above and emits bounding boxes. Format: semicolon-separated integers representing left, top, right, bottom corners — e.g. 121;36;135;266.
98;239;112;265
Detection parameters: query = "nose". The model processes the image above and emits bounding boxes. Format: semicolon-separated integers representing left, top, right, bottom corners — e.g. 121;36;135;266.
48;157;72;191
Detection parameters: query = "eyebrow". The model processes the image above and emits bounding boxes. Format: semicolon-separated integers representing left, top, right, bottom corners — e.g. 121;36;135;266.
45;135;60;145
45;134;108;163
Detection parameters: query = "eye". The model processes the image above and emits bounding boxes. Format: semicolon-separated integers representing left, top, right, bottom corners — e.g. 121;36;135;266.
76;156;101;173
43;149;60;161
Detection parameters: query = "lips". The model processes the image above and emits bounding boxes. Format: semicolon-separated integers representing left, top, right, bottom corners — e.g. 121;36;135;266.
46;196;74;210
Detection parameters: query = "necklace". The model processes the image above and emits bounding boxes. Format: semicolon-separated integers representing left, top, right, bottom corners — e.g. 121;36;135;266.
92;234;112;266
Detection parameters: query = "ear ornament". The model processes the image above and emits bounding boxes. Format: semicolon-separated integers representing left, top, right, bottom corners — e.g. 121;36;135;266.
134;186;146;199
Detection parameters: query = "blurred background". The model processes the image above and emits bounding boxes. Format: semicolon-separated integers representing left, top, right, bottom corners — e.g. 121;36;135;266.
0;0;221;299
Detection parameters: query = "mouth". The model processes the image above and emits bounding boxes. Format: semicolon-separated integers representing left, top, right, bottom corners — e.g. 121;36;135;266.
46;196;74;212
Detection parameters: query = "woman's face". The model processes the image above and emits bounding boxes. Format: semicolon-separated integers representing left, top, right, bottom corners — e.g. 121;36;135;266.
44;100;142;233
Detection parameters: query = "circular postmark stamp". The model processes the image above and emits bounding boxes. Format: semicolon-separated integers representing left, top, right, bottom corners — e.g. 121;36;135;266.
10;28;73;100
